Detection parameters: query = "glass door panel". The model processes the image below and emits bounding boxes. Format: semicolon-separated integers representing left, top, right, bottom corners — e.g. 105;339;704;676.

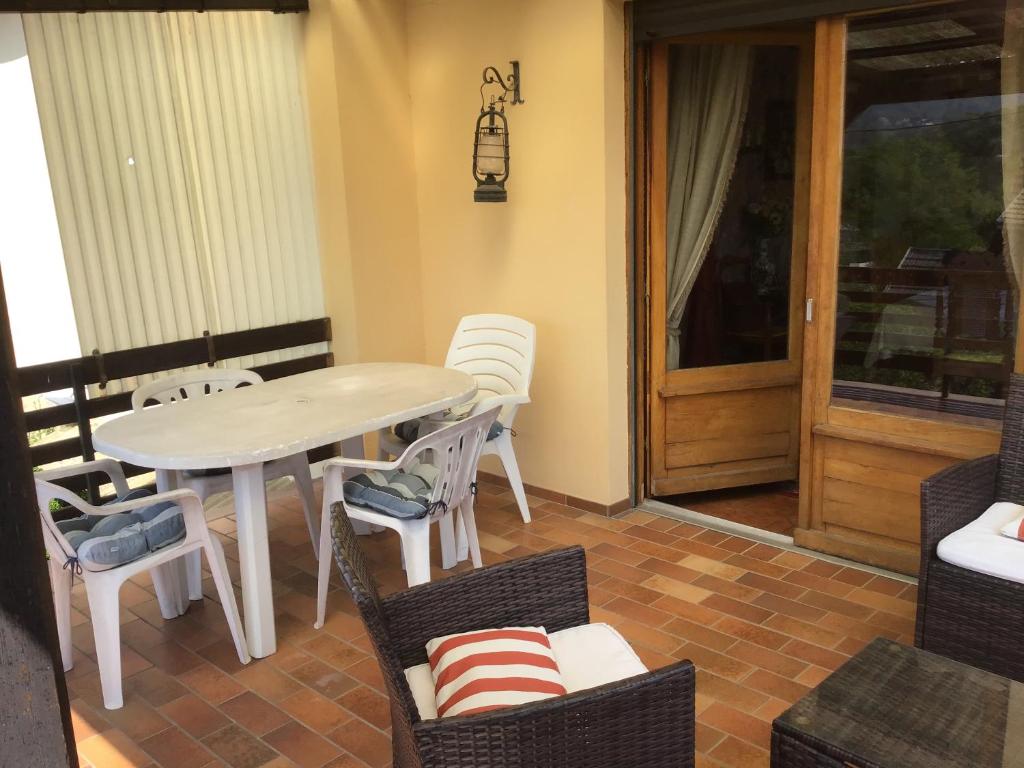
668;45;801;371
648;29;813;497
832;0;1022;423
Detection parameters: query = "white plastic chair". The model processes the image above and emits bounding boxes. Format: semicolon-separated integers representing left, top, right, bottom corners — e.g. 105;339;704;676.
132;369;319;600
315;407;500;629
36;460;250;709
378;314;536;524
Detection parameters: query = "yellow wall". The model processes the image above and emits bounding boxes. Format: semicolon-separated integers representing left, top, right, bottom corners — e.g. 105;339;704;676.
406;0;630;505
302;0;426;364
305;0;631;506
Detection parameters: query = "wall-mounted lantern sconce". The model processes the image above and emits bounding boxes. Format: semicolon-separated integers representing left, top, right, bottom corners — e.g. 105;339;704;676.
473;61;524;203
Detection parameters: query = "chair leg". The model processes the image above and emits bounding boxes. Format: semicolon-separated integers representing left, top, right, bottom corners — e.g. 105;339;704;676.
495;432;531;523
455;508;469;563
459;498;483;569
400;521;432;587
287;454;320;557
438;512;457;570
86;578;124;710
315;503;333;629
203;538;251;665
50;560;73;671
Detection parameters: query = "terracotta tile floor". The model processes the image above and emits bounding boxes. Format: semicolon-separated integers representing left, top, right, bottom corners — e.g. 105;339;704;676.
66;479;917;768
660;482;800;536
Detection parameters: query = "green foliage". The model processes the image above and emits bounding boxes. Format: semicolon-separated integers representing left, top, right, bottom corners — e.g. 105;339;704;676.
842;119;1003;266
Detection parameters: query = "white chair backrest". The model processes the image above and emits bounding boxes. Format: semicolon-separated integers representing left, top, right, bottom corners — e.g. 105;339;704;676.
444;314;536;425
401;407;499;516
131;369;263;411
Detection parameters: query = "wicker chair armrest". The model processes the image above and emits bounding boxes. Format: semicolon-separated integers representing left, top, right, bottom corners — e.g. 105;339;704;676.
381;546;589;668
413;661;696;768
920;453;998;554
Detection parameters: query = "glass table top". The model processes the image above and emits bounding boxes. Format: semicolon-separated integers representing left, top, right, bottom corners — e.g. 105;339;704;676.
775;638;1024;768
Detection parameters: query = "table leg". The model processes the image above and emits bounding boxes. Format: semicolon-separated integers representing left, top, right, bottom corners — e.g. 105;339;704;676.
152;470;189;619
232;463;276;657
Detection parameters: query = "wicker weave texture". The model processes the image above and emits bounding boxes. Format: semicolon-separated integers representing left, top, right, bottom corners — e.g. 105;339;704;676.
772;729;884;768
916;373;1024;682
329;503;697;768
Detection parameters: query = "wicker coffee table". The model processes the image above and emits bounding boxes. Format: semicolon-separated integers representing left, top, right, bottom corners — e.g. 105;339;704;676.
772;637;1024;767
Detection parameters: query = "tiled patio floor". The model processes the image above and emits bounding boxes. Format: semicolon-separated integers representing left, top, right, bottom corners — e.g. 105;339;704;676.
66;478;917;768
660;483;799;536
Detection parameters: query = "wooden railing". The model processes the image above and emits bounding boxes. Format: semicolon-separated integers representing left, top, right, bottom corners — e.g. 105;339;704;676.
833;264;1016;416
21;318;334;500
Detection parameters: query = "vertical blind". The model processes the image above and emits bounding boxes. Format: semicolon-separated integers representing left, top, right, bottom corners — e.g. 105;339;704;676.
22;11;325;380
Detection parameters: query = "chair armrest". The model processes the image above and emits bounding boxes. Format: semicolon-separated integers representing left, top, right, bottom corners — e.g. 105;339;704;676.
35;458;130;497
36;484;208;561
920;454;998;555
381;546;590;668
413;661;696;768
323;456;403;473
39;483;205;526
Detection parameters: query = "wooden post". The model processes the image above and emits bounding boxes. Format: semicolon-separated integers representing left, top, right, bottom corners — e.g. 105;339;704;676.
0;271;78;766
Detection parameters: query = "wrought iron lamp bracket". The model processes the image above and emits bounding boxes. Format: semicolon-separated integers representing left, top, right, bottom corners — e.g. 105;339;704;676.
480;60;524;110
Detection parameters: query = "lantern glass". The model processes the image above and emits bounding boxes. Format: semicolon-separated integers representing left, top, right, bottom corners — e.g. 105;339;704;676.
475;126;507;177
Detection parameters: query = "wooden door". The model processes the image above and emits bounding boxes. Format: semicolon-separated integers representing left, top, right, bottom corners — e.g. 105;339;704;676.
647;30;814;496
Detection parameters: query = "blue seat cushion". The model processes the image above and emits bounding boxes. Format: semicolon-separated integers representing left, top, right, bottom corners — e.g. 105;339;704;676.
343;461;441;520
394;416;503;444
56;489;186;570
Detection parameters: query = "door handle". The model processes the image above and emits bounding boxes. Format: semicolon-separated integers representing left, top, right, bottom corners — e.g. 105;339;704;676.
805;298;814;324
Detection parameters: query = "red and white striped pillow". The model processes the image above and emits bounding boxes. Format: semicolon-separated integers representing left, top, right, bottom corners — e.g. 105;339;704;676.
425;626;567;718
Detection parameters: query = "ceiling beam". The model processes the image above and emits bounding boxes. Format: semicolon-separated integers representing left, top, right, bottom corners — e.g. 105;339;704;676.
4;0;306;12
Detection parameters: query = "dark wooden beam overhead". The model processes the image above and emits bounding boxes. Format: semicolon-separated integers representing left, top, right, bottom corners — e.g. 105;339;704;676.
631;0;931;39
1;0;306;12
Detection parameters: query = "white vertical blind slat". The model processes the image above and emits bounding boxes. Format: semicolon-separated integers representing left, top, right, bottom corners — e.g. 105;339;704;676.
22;10;325;384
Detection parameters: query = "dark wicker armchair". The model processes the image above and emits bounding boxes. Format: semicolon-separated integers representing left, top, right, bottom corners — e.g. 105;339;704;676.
916;373;1024;682
327;504;696;768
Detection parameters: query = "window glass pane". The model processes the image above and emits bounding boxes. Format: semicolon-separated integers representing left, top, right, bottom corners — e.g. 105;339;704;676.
833;0;1022;421
666;45;800;370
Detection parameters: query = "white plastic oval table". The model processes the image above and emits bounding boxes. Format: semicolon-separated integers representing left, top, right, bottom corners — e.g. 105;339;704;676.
93;363;477;657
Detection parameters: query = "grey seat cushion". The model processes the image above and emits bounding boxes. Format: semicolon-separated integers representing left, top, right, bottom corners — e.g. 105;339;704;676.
56;489;186;571
343;461;442;520
394;415;503;444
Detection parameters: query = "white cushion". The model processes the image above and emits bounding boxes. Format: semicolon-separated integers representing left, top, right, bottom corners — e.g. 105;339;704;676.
999;510;1024;541
937;502;1024;585
405;622;647;720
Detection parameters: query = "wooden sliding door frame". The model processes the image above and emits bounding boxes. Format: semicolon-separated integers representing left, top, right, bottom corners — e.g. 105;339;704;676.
797;10;1011;571
646;28;815;496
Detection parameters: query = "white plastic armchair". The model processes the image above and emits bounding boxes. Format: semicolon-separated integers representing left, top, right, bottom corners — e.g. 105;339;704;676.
379;314;536;523
132;369;320;601
36;460;250;709
316;407;500;629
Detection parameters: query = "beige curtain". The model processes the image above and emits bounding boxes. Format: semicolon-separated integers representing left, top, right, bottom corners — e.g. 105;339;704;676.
1003;0;1024;290
666;44;753;368
22;11;325;385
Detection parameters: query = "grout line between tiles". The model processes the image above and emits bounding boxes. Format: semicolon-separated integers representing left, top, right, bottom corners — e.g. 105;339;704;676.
637;499;918;586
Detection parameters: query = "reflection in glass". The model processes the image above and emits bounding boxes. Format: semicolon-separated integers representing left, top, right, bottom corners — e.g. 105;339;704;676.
833;0;1022;421
666;45;800;370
